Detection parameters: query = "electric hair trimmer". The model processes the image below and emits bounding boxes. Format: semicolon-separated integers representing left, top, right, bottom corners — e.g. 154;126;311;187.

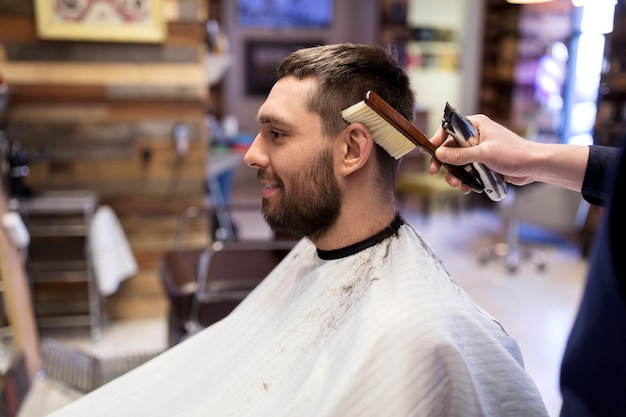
441;103;508;201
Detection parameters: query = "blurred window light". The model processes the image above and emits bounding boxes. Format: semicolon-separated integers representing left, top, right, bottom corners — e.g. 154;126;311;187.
579;0;616;34
506;0;554;3
565;0;616;144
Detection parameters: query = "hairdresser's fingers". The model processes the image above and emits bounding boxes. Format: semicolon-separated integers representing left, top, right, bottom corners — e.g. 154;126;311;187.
428;157;442;175
435;145;480;167
459;183;472;195
426;134;458;175
443;170;460;188
428;126;448;148
442;171;472;194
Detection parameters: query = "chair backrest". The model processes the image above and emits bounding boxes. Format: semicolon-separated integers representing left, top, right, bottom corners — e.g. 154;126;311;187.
514;183;586;234
188;239;297;331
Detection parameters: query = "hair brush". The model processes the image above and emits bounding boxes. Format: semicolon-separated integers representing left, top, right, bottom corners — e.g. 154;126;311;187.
341;91;484;193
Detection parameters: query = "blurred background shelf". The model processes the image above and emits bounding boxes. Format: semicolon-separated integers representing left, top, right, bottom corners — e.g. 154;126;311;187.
16;192;103;342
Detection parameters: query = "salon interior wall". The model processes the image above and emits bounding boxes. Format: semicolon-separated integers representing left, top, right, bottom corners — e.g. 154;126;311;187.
406;0;485;135
220;0;380;136
0;0;211;321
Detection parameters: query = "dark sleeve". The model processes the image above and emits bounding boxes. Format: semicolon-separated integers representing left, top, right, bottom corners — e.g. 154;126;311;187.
581;145;623;207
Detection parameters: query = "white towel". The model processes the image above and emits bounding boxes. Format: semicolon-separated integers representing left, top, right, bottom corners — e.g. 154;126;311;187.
88;205;138;296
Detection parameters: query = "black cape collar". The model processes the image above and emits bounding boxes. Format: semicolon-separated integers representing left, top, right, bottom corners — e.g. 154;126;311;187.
316;214;404;261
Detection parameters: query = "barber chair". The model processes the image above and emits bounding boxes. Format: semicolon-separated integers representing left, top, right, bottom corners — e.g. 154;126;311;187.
477;184;587;273
160;206;297;346
161;239;295;346
477;187;547;272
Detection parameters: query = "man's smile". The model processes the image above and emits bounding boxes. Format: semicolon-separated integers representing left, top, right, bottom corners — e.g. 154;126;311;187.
261;181;281;198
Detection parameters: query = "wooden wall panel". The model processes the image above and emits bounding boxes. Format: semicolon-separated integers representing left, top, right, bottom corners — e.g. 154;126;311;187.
0;15;38;42
0;0;210;323
1;62;207;86
3;43;201;62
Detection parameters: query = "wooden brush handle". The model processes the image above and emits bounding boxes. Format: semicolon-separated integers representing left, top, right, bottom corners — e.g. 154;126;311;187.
365;91;484;193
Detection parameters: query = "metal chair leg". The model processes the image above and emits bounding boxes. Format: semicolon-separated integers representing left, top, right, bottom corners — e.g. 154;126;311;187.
477;188;547;273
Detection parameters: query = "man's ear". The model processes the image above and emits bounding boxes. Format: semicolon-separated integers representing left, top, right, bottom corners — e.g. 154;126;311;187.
338;123;374;177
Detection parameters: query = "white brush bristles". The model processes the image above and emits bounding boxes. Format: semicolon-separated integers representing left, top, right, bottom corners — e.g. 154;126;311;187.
341;101;416;159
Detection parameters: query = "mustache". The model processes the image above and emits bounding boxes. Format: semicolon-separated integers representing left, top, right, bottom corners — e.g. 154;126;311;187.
257;170;282;185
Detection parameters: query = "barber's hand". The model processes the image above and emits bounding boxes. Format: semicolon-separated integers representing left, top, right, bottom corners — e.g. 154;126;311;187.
427;114;536;193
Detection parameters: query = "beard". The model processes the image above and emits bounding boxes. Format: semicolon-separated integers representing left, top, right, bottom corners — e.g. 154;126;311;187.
260;148;342;239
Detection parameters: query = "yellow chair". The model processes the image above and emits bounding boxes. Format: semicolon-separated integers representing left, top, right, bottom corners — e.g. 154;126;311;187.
395;170;463;220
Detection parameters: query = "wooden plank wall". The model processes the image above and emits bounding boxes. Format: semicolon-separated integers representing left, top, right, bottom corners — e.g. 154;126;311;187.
0;0;211;322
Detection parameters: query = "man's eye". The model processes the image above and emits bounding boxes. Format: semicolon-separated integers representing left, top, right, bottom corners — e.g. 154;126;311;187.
270;131;285;139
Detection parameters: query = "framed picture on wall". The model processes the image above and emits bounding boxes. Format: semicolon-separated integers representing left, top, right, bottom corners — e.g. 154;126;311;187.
245;40;323;97
237;0;333;29
34;0;166;43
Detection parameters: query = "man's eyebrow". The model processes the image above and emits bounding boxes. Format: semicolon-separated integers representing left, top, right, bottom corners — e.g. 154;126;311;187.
257;114;290;127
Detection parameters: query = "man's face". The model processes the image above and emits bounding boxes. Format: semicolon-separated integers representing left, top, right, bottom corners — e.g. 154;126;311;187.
244;77;342;239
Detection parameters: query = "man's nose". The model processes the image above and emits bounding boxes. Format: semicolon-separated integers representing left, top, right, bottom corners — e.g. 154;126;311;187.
243;133;267;169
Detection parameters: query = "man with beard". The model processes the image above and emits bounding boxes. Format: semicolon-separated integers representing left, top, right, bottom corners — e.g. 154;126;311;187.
49;44;548;417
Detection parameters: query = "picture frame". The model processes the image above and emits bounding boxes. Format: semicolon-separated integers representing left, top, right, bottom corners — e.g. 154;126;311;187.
237;0;333;29
245;40;323;97
34;0;166;43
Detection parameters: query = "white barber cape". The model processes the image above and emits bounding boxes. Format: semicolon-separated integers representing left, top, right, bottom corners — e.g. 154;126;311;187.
49;221;548;417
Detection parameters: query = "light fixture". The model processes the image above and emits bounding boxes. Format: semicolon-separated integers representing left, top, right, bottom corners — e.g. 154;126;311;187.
506;0;554;3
